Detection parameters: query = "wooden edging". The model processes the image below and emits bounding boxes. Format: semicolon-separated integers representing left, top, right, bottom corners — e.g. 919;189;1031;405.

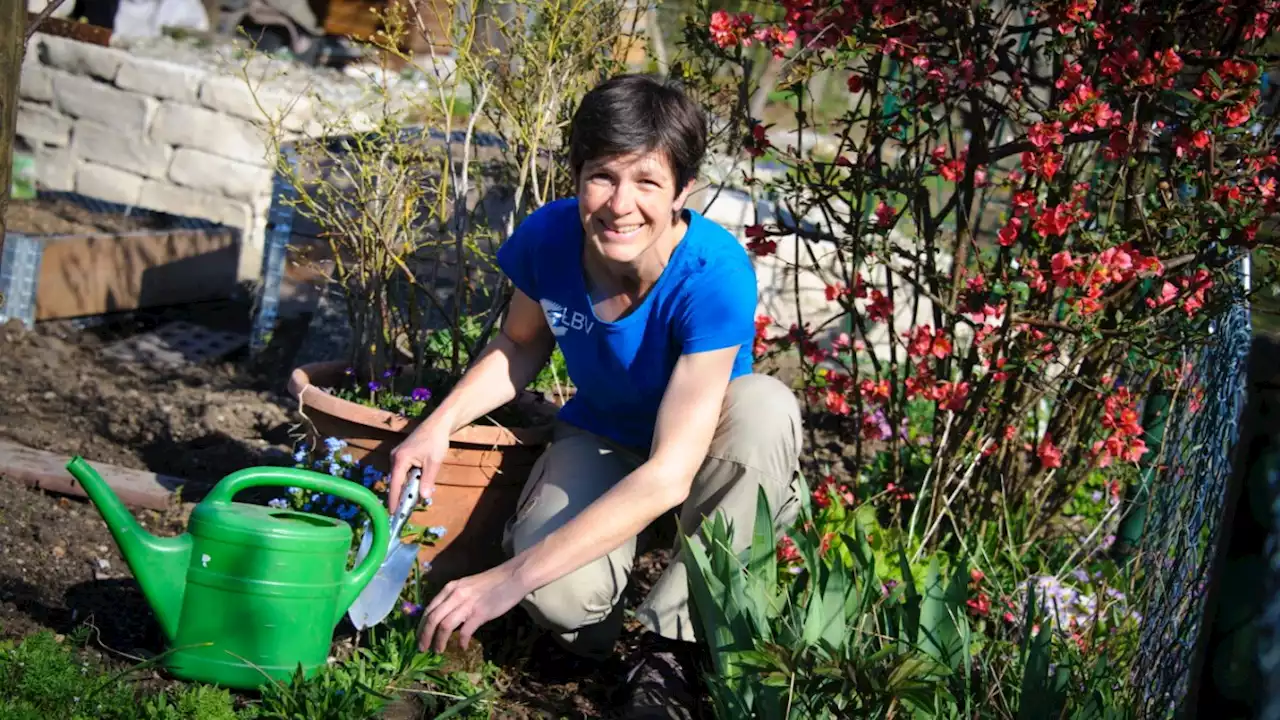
0;439;183;511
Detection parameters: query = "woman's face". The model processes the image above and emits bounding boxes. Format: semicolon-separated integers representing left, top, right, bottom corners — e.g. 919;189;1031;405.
577;149;693;268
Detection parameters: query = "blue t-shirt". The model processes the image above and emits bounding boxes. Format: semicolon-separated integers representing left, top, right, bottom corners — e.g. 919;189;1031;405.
496;197;758;449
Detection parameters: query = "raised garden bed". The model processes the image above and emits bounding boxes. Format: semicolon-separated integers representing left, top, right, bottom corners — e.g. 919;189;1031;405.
2;194;242;323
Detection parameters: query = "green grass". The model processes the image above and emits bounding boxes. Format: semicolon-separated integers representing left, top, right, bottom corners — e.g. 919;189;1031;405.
0;614;494;720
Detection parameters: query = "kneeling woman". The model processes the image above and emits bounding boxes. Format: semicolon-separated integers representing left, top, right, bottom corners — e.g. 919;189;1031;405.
386;73;803;719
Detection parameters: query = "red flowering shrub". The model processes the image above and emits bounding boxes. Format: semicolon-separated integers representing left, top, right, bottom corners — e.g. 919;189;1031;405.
680;0;1280;539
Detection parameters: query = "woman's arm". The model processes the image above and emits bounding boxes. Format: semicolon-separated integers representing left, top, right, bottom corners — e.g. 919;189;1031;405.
428;289;557;434
387;289;555;508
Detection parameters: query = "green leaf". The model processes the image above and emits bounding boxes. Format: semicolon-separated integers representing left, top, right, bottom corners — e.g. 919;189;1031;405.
817;556;850;649
915;557;963;667
747;485;779;617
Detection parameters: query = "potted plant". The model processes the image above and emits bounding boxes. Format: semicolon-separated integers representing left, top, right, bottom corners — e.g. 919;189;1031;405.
244;0;632;582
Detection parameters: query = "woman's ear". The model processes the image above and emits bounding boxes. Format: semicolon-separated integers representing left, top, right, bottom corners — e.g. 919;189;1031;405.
673;177;697;213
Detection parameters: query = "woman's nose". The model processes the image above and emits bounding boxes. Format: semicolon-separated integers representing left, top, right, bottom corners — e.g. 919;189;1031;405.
608;182;636;214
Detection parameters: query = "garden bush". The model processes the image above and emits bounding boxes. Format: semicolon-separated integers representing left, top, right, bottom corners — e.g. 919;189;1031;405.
668;0;1279;714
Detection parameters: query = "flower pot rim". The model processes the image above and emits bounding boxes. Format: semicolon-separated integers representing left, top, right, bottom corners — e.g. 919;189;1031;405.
288;360;553;446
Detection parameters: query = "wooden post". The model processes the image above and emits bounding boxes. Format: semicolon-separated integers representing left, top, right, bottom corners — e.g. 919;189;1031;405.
0;0;27;239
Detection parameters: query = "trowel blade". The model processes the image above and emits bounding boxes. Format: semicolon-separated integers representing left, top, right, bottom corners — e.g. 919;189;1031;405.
348;467;422;630
353;518;374;565
347;543;419;630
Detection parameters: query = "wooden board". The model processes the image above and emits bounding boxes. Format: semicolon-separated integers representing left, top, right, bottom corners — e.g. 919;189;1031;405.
25;14;112;46
0;439;182;511
322;0;452;53
28;228;240;320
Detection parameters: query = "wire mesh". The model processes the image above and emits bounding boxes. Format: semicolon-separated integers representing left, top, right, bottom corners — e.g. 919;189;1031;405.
1130;254;1252;718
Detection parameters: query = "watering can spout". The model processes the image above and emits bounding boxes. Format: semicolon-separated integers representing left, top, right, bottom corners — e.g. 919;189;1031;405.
65;457;192;644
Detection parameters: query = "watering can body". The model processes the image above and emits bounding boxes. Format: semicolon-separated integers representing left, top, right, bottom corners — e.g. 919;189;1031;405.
65;458;390;691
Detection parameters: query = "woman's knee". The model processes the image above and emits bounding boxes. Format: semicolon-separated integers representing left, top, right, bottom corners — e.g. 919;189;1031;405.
521;559;627;635
711;373;803;470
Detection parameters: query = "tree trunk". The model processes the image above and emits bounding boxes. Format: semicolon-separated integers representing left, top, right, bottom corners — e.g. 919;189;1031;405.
0;2;26;236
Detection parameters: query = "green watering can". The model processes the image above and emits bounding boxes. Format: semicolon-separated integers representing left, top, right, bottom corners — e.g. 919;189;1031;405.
64;457;391;691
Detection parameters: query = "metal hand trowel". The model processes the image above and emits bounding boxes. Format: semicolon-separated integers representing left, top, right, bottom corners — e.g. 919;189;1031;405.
348;467;422;630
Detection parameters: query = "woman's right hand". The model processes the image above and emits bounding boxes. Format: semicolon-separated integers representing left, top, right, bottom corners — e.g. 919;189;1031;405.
387;420;451;513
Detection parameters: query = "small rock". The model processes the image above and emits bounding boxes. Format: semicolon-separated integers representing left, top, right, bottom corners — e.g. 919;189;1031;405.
95;558;110;570
53;545;66;558
43;391;56;400
97;545;108;553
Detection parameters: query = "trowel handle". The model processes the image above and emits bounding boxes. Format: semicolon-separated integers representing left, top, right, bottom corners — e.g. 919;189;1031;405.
388;468;421;547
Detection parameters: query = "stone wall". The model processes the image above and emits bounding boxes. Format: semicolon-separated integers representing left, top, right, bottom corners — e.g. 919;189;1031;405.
14;32;403;281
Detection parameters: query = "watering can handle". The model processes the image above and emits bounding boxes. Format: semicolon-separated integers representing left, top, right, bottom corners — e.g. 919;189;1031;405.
203;467;392;615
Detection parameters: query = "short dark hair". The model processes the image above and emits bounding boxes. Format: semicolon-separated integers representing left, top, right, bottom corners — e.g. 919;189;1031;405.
568;74;707;193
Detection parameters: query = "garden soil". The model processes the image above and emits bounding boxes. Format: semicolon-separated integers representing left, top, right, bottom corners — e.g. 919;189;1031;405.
0;301;827;718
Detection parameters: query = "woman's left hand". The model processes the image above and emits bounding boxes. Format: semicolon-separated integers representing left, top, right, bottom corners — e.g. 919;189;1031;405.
418;563;528;653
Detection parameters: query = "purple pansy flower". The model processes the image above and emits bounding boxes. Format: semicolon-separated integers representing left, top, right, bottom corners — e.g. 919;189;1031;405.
411;387;432;402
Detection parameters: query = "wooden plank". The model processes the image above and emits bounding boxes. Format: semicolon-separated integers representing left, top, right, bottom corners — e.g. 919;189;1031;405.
25;14;112;46
31;228;240;320
323;0;452;53
0;438;183;510
1;2;26;243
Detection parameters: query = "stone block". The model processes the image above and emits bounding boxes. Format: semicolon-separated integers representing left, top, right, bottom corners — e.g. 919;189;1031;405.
138;179;253;229
34;33;126;82
53;73;158;134
71;120;173;179
34;146;77;192
115;55;207;105
199;75;313;132
19;56;54;102
16;102;71;147
150;102;274;167
168;148;273;201
76;162;144;206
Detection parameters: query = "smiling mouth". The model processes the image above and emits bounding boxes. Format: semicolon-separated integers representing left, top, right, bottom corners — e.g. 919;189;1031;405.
598;219;644;238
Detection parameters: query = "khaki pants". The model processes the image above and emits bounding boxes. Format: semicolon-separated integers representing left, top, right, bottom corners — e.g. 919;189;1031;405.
501;373;803;659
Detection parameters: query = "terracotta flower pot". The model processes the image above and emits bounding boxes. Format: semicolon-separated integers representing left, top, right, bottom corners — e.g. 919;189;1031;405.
286;360;553;586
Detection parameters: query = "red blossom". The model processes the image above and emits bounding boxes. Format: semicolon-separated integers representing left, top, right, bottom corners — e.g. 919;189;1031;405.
966;592;991;616
866;289;894;322
825;388;851;415
745;225;776;257
776;534;801;564
709;10;754;48
1037;434;1063;469
874;200;895;227
1034;204;1074;237
1021;150;1063;181
1057;61;1084;90
905;325;952;360
753;315;773;357
998;216;1023;247
1028;121;1064;149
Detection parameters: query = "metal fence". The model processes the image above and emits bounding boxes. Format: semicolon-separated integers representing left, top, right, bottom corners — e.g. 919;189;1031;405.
1128;254;1253;718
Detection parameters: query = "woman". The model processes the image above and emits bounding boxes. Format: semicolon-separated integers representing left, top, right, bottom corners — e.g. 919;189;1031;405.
386;73;802;717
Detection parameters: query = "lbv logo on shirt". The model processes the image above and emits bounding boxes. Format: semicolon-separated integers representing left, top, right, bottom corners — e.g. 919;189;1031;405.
541;298;594;337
